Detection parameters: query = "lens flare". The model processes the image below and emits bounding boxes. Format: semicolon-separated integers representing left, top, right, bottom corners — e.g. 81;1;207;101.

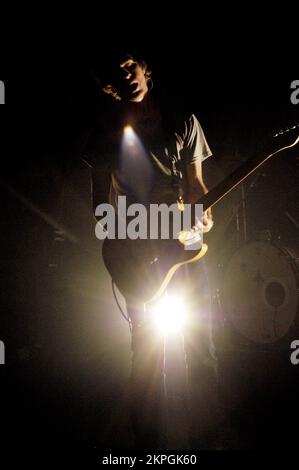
153;295;187;335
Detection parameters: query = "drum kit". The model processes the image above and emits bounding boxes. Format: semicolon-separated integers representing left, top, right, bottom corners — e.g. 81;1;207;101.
221;238;298;347
215;179;299;352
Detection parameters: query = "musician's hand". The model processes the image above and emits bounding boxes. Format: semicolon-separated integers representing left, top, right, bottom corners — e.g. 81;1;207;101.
194;208;214;233
203;207;213;232
178;208;213;246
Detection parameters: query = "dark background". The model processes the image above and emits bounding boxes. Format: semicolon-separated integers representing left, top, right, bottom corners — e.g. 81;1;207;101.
0;4;299;458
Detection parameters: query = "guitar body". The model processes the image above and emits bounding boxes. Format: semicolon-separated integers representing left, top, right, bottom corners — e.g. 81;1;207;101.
102;131;299;306
102;237;208;304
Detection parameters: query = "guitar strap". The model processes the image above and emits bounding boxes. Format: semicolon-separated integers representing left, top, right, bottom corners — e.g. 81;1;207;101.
169;153;185;205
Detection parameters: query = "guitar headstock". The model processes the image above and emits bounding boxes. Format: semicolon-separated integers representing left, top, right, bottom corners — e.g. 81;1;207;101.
270;122;299;158
273;122;299;139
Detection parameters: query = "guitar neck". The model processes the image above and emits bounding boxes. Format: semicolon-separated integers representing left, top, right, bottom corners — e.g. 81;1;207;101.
198;135;299;211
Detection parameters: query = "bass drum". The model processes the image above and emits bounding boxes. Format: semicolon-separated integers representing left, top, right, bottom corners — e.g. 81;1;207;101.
221;240;299;347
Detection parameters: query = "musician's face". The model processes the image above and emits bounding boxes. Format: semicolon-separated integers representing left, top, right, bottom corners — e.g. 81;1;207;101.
115;57;149;103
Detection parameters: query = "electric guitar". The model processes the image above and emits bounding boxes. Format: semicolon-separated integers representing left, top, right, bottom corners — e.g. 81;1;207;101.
102;129;299;305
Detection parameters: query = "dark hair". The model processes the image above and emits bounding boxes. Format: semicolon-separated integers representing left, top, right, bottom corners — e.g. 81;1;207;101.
94;52;152;100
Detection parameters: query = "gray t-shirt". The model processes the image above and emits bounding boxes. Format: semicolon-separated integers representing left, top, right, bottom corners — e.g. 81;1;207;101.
109;113;212;209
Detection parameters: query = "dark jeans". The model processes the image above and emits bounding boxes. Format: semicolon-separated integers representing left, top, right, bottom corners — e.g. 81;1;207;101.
127;260;218;449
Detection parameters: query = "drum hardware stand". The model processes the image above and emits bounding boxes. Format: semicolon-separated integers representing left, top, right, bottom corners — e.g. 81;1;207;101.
241;183;247;243
234;182;248;247
234;169;264;247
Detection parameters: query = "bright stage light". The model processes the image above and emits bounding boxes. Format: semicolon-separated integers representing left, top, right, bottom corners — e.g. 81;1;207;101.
123;125;135;145
153;295;187;336
124;125;133;136
121;124;153;202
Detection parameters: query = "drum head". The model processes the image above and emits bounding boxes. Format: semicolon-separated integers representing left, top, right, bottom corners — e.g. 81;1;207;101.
222;241;298;344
